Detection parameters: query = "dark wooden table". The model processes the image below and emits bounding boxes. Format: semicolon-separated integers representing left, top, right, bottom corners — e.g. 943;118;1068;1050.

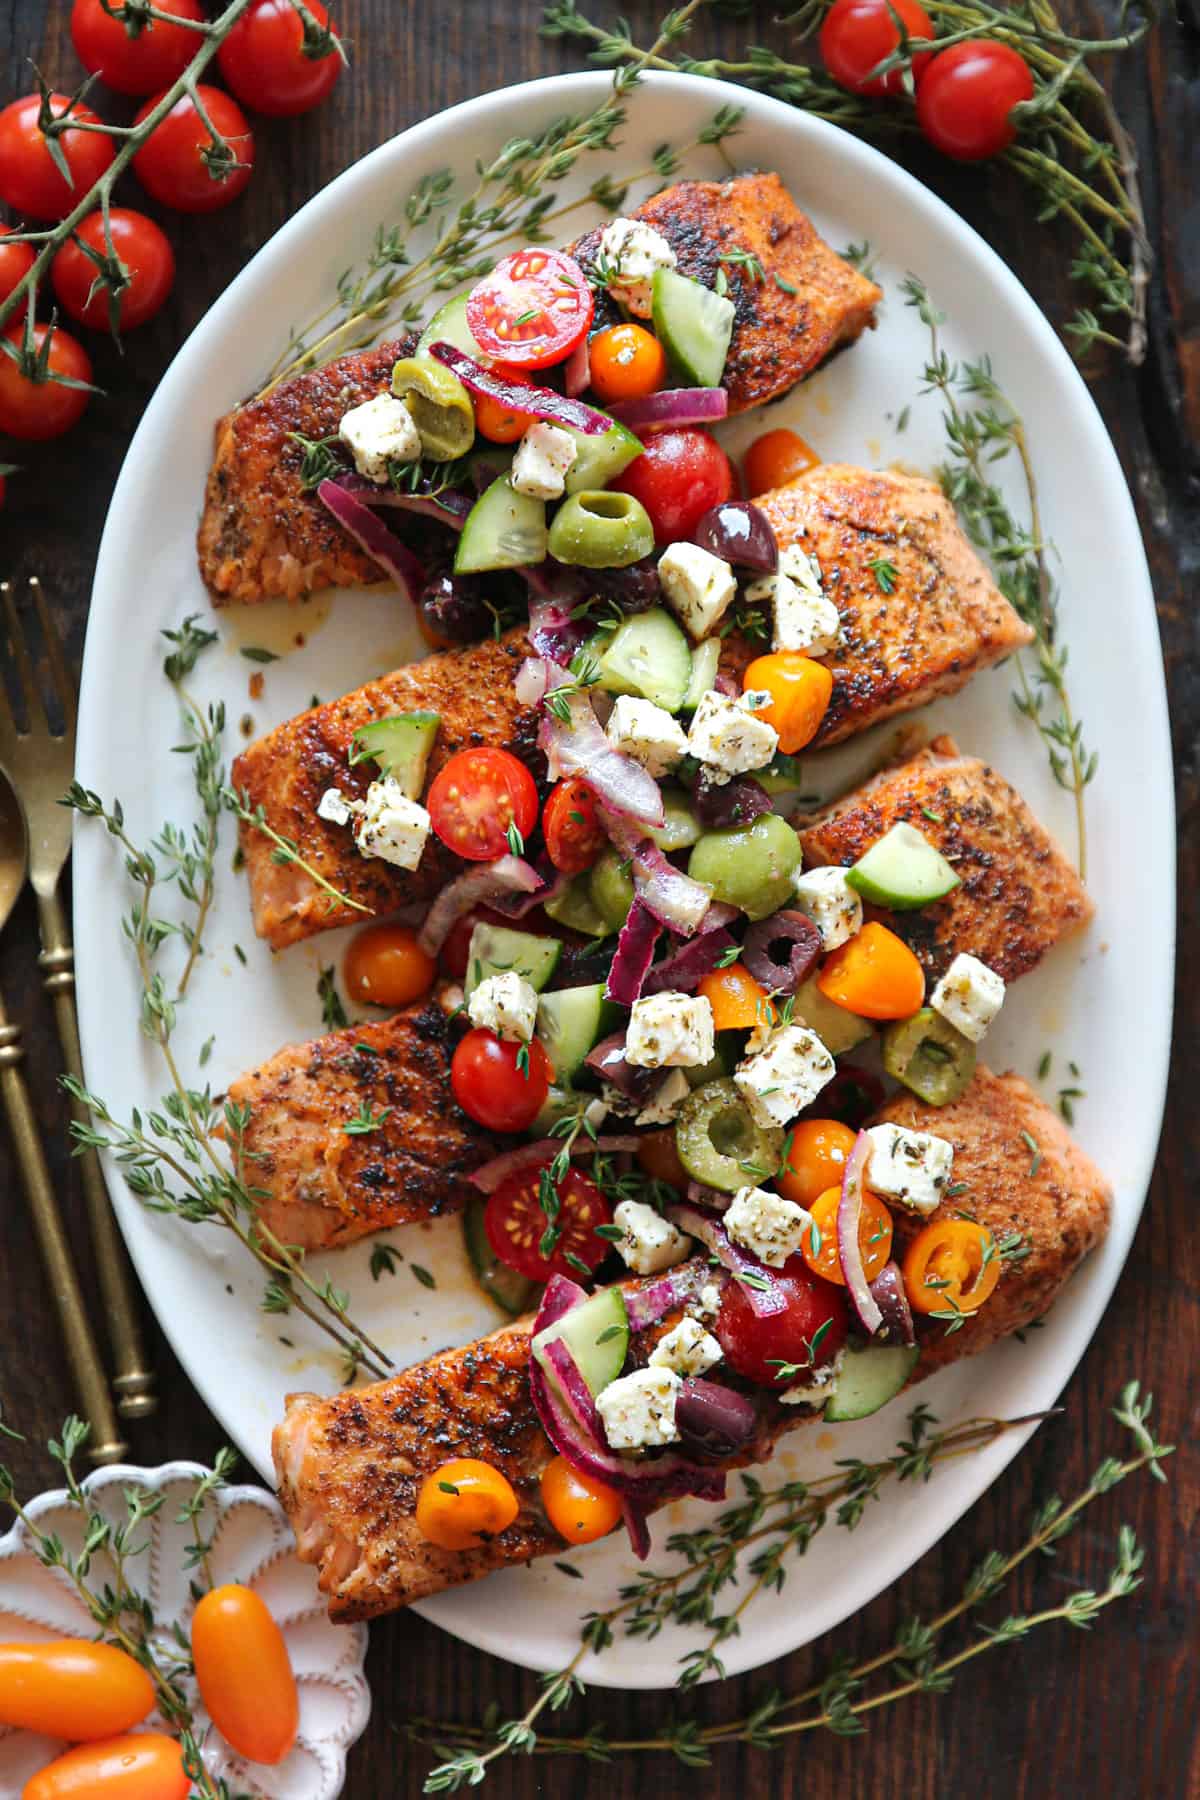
1;3;1196;1794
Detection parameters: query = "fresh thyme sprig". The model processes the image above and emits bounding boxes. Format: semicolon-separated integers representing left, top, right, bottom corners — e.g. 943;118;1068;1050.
221;784;371;916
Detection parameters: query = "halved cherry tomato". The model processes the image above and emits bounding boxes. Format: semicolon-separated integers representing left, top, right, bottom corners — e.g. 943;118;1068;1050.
611;427;735;543
472;362;536;442
132;86;255;213
71;0;205;95
427;746;539;862
0;324;92;441
0;93;116;221
803;1183;893;1286
52;208;175;332
587;322;667;403
191;1584;298;1766
0;1640;154;1739
452;1028;551;1133
416;1457;520;1551
697;963;770;1032
466;248;593;369
743;427;820;497
916;41;1034;162
777;1118;858;1207
636;1127;689;1193
484;1162;612;1281
817;922;926;1020
820;0;935;97
903;1218;1000;1316
541;1455;623;1544
743;651;834;754
344;922;436;1007
23;1733;189;1800
0;226;35;323
716;1255;849;1387
542;777;605;875
218;0;343;117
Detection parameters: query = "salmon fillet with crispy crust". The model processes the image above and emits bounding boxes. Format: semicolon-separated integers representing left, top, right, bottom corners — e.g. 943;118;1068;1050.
273;1065;1110;1621
798;734;1093;984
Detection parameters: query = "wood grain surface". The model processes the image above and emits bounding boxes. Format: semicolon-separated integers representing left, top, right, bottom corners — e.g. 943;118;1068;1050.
0;3;1196;1795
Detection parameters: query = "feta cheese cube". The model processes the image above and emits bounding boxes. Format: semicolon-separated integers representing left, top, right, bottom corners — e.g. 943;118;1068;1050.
692;1281;723;1321
734;1024;836;1129
597;216;677;318
466;970;538;1043
354;779;430;871
625;991;714;1069
635;1067;691;1127
612;1198;692;1275
338;392;420;483
930;953;1006;1044
865;1122;954;1216
605;694;689;778
747;546;841;655
317;786;355;827
686;688;779;782
779;1347;845;1406
791;865;864;951
510;421;577;500
724;1184;814;1268
595;1365;681;1450
649;1315;723;1377
658;541;737;640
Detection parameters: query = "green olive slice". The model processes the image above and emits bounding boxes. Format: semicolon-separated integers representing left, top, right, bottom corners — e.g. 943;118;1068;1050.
881;1006;976;1105
390;356;475;460
675;1078;784;1193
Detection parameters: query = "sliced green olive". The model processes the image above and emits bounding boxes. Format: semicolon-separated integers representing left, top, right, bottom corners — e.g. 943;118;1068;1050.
675;1078;784;1193
548;490;655;568
687;814;802;921
390;356;476;459
647;785;703;853
881;1006;976;1105
588;848;635;932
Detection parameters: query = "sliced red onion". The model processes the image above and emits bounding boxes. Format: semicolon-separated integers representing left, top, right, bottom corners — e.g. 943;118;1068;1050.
837;1131;883;1337
539;691;664;827
692;500;777;572
470;1133;643;1194
329;471;471;530
622;1262;724;1332
317;479;426;600
608;387;728;434
622;1501;652;1561
487;865;569;918
427;341;612;435
527;594;589;666
666;1203;790;1320
676;1378;759;1458
544;1334;605;1442
685;1180;730;1214
417;854;543;954
630;842;714;937
516;656;553;706
535;1273;589;1333
584;1030;661;1103
605;899;661;1005
564;336;590;398
641;927;735;996
869;1260;916;1347
741;911;822;995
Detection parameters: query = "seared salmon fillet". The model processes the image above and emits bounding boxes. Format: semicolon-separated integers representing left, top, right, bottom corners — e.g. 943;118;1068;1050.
273;1065;1109;1621
798;733;1093;983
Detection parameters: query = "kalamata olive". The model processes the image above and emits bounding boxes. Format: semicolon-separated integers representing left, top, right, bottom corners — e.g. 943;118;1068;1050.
693;769;773;829
741;909;822;993
584;1031;661;1103
419;571;492;644
675;1378;759;1457
590;556;662;613
869;1261;916;1347
692;500;778;573
809;1064;886;1130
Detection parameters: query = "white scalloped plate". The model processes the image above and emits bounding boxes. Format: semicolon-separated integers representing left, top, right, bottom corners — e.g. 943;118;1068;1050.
74;72;1172;1688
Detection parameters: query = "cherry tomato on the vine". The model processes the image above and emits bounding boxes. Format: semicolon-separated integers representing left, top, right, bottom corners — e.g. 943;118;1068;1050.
587;322;667;403
611;427;735;544
71;0;205;95
541;1456;623;1545
427;745;539;862
191;1584;299;1766
132;85;255;212
743;427;820;497
52;208;176;332
343;922;436;1008
542;777;605;875
0;324;92;441
218;0;344;117
451;1028;552;1134
0;93;115;221
22;1732;189;1800
916;41;1034;161
716;1256;849;1388
819;0;934;97
0;227;35;325
484;1162;612;1281
0;1640;154;1739
472;362;536;443
466;248;594;369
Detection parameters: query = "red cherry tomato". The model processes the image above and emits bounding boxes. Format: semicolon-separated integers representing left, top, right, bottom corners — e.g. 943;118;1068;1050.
191;1584;299;1766
466;248;594;369
427;746;539;863
484;1163;612;1281
451;1028;551;1134
542;777;605;875
132;85;255;212
218;0;343;117
22;1732;189;1800
716;1256;849;1387
611;428;735;544
0;226;34;325
819;0;934;96
71;0;205;95
0;472;8;508
52;208;175;332
916;41;1034;161
0;324;92;440
0;93;116;222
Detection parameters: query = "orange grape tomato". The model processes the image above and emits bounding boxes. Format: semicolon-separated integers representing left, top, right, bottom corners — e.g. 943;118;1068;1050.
817;921;926;1020
472;363;536;443
635;1127;689;1193
22;1733;189;1800
416;1458;520;1552
903;1219;1000;1317
743;651;834;754
743;427;820;498
343;922;436;1008
697;963;771;1032
190;1583;298;1766
777;1118;859;1208
802;1184;893;1286
587;323;668;403
540;1456;623;1545
0;1639;155;1739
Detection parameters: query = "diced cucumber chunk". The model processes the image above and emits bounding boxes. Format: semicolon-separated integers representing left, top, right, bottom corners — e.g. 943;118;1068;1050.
651;267;735;390
533;1286;630;1398
350;710;440;799
462;1198;538;1318
536;984;613;1081
417;292;490;362
591;606;693;713
544;875;611;938
846;822;961;911
680;637;721;712
647;784;702;852
756;753;806;797
530;1085;586;1135
455;475;547;574
465;922;562;996
790;973;874;1057
824;1342;920;1422
563;418;644;494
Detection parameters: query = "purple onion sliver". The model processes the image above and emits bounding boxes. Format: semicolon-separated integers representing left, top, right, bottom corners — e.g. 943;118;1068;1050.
534;1273;589;1335
622;1500;652;1561
627;839;714;938
471;1132;643;1194
416;854;542;954
539;692;665;828
605;899;661;1006
666;1203;790;1321
838;1132;883;1337
584;1031;661;1103
564;335;590;399
641;926;735;996
427;341;612;434
868;1260;916;1347
544;1334;605;1443
685;1181;731;1214
317;479;426;601
622;1263;724;1332
608;387;728;434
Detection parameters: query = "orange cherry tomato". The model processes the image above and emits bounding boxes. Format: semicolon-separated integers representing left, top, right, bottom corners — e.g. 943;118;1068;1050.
802;1183;893;1286
472;363;536;443
541;1455;623;1545
343;922;436;1008
817;922;926;1020
23;1733;188;1800
587;323;667;403
697;963;771;1032
416;1458;520;1551
191;1584;298;1766
903;1219;1001;1317
743;651;834;754
0;1640;154;1739
636;1127;689;1193
743;427;821;497
777;1118;859;1208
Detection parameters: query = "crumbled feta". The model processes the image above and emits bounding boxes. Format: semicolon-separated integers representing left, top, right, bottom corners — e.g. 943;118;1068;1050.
605;694;689;779
778;1347;845;1406
649;1315;723;1377
595;1365;681;1450
724;1184;813;1268
316;787;355;827
930;953;1006;1044
734;1024;836;1129
597;216;678;318
635;1067;691;1127
612;1198;692;1275
865;1122;954;1216
337;392;420;483
658;541;738;640
692;1281;723;1321
747;545;841;655
354;778;430;870
510;420;577;500
686;688;779;782
791;865;864;951
625;991;714;1069
467;970;538;1043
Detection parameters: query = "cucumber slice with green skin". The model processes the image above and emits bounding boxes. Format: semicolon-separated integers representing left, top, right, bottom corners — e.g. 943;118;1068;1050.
651;267;736;389
756;753;806;796
790;973;874;1058
543;875;611;938
417;292;490;362
536;984;613;1081
647;785;702;853
563;419;644;494
592;607;693;713
455;475;548;574
462;1198;538;1318
680;638;721;712
465;923;562;996
350;710;440;799
530;1085;585;1134
824;1342;920;1422
533;1286;630;1398
846;822;961;912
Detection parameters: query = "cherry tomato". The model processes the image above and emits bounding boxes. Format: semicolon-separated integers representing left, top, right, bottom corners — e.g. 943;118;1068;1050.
903;1218;1001;1316
916;42;1034;161
697;963;771;1032
0;93;115;222
416;1458;520;1551
218;0;344;117
743;427;820;497
191;1583;298;1766
635;1126;689;1193
0;472;8;508
452;1028;551;1133
439;905;513;980
427;746;539;862
343;922;436;1008
817;921;926;1020
611;427;735;544
587;322;667;403
71;0;205;95
541;1455;623;1545
132;86;255;213
0;324;92;441
820;0;935;97
51;208;175;332
743;650;834;754
777;1118;859;1207
466;248;594;369
542;777;605;875
0;1640;154;1739
23;1733;189;1800
0;226;35;324
472;362;536;443
483;1161;612;1280
716;1256;849;1388
802;1183;894;1286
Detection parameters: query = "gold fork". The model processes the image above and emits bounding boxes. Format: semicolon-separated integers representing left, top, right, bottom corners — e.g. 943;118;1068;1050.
0;577;156;1425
